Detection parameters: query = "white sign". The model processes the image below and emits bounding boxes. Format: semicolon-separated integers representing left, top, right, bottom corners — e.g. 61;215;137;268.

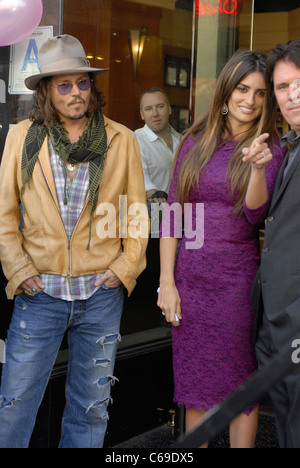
9;26;53;95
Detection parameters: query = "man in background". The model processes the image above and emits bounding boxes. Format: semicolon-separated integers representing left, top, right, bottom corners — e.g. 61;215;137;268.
135;88;181;204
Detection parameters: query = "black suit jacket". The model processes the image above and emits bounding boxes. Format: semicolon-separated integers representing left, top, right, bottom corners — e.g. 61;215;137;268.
252;133;300;348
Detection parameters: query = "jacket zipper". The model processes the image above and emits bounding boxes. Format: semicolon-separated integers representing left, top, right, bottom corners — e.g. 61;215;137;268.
66;134;116;271
38;132;117;278
38;158;71;276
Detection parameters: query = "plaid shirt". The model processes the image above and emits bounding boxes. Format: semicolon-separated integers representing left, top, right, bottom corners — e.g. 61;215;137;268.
40;143;102;301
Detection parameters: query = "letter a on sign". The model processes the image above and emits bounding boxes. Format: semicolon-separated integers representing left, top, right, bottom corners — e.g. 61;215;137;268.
21;39;39;72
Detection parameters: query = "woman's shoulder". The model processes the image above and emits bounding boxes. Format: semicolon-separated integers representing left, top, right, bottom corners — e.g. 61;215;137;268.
179;132;199;157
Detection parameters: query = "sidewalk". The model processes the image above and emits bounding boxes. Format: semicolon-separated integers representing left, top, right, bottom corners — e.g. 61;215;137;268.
114;409;279;449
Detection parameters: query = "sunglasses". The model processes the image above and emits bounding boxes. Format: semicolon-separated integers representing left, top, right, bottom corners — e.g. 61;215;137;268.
51;78;93;95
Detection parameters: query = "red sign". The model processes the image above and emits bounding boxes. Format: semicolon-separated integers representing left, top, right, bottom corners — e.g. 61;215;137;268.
196;0;242;17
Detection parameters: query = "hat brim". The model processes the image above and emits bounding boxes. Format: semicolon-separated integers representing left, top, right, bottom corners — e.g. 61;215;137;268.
25;67;109;91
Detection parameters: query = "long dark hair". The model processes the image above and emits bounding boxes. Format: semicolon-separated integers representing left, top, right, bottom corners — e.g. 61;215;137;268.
28;73;106;125
175;49;278;215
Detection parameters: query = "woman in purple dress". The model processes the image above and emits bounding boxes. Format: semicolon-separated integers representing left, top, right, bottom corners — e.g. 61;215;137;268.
158;50;286;448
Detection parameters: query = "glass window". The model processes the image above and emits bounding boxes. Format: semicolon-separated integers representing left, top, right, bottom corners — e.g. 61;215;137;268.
63;0;193;133
1;0;300;347
62;0;195;341
193;0;254;120
0;0;62;155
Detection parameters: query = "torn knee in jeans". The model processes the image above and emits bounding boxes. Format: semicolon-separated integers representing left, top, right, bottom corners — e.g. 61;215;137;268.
85;396;113;418
0;395;20;409
97;375;119;388
86;333;121;419
97;333;121;349
86;376;119;419
94;358;111;368
93;333;121;368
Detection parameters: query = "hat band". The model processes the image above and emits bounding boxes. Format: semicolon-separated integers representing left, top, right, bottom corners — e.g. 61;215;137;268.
40;57;91;74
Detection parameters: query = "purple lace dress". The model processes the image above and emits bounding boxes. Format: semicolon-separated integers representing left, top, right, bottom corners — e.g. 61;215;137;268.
162;135;285;413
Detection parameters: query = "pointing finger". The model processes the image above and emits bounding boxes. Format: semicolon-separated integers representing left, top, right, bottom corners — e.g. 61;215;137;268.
253;133;270;147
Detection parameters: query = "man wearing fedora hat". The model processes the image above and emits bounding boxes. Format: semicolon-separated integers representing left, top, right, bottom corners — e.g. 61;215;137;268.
0;35;148;448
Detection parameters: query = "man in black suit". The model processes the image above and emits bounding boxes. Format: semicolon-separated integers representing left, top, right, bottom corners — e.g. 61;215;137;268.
252;39;300;448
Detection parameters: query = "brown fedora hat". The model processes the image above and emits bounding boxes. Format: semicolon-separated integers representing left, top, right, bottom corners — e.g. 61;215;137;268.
25;34;109;90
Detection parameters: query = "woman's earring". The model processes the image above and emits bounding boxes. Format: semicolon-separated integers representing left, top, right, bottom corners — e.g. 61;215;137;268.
221;103;229;116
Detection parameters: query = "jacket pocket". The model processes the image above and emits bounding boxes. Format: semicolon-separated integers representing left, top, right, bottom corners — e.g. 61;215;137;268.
22;225;56;271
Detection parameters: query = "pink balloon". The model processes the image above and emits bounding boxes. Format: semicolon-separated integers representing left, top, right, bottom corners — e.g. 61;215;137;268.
0;0;43;47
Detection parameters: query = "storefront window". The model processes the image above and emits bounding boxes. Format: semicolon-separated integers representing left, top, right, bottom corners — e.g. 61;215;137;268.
62;0;193;133
1;0;300;346
61;0;195;340
193;0;254;119
0;0;62;156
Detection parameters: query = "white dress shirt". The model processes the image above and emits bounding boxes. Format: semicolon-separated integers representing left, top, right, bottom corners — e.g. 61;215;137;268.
135;124;181;193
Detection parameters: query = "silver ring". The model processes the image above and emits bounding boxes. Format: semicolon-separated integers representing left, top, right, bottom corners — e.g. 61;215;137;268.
24;290;31;295
31;287;37;293
261;152;266;159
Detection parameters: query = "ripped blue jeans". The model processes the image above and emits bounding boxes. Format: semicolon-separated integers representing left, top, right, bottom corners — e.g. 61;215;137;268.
0;285;124;448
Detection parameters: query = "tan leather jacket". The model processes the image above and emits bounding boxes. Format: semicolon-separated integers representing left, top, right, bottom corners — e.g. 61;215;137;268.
0;117;149;299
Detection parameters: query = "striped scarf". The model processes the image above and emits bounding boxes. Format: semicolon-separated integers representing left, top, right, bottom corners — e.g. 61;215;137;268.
20;109;107;249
